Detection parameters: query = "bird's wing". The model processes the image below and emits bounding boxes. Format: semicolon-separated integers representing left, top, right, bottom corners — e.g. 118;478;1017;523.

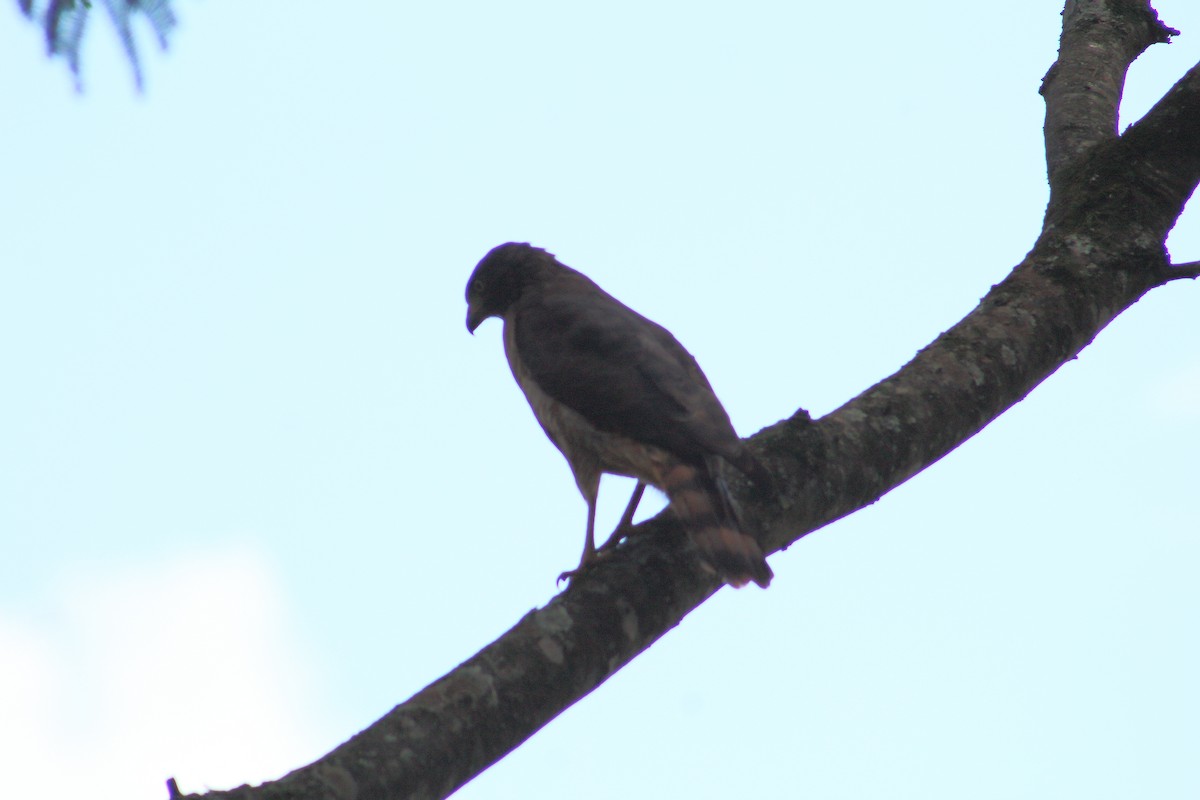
512;271;743;464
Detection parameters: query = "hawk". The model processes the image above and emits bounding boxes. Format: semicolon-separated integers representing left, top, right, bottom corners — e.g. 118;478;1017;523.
466;243;773;588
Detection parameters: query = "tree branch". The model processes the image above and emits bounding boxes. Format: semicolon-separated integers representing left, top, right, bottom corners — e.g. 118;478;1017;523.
1121;61;1200;240
180;3;1199;799
1040;0;1178;186
1165;260;1200;280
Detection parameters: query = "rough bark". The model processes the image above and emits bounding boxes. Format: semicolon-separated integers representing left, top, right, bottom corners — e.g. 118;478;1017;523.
180;2;1199;799
1040;0;1178;184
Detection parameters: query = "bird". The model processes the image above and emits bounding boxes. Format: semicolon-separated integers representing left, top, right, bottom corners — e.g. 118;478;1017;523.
465;242;774;588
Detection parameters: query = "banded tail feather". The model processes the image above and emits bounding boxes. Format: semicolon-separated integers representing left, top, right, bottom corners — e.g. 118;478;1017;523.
662;463;773;588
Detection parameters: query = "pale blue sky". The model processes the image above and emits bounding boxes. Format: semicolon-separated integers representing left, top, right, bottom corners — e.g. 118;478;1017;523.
2;2;1198;798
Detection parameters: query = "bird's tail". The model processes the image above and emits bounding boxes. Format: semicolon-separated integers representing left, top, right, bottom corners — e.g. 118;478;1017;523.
662;462;773;589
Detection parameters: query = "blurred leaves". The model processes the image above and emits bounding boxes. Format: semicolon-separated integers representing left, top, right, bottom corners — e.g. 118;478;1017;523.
17;0;177;89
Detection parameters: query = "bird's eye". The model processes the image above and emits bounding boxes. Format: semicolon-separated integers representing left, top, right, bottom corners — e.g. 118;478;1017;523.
471;278;486;296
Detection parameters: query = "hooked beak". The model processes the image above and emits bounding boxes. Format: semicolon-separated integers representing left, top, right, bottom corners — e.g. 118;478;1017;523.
466;304;487;334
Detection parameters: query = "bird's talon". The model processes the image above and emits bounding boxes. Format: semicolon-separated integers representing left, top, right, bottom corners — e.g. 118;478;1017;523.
557;548;617;585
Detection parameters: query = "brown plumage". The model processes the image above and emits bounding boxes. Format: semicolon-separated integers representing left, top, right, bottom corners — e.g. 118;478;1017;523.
466;242;773;588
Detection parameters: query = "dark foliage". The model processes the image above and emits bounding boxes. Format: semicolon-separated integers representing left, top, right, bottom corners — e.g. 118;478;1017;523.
17;0;177;88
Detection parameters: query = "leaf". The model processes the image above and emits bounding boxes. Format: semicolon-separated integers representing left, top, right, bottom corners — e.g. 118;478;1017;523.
18;0;178;89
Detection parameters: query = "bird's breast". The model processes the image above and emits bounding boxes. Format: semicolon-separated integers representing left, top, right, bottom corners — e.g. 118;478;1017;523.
503;318;673;488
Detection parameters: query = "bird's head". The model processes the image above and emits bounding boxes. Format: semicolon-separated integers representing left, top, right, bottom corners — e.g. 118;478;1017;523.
465;242;555;333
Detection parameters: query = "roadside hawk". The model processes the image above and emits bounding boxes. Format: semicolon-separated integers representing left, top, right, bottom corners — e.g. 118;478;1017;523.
466;243;773;588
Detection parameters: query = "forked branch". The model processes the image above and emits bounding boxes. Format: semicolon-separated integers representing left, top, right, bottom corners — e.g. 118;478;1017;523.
180;3;1199;799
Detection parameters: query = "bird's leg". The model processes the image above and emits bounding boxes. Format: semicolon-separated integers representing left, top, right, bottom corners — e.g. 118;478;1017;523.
597;481;646;552
558;497;598;585
580;497;598;566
